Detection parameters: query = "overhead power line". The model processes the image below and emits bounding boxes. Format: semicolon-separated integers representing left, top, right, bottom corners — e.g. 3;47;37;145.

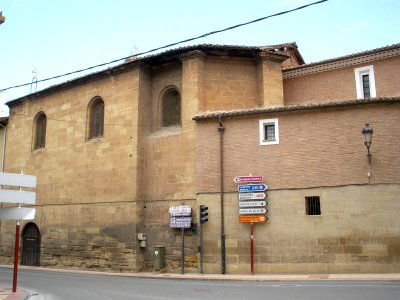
0;0;328;95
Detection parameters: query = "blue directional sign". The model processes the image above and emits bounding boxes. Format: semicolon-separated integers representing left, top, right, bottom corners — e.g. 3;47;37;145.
238;184;268;192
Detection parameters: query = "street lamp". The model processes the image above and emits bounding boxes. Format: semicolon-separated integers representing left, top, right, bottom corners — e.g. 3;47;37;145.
362;123;373;164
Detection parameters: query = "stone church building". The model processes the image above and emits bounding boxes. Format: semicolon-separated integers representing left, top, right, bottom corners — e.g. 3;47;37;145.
0;42;399;274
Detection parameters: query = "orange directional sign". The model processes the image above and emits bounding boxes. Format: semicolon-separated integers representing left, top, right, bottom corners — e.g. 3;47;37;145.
239;215;268;223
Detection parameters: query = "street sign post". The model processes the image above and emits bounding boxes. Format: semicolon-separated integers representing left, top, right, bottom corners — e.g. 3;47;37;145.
238;184;268;192
0;171;37;293
234;174;269;275
169;205;192;275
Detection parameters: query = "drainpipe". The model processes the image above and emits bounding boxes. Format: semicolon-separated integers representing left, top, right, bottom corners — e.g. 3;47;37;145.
218;116;226;274
0;122;7;172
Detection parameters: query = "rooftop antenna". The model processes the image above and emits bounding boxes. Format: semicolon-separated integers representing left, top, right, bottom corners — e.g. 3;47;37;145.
125;45;139;63
30;69;38;94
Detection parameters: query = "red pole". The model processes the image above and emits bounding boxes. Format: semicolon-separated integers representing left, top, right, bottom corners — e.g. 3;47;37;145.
12;220;20;293
250;222;254;275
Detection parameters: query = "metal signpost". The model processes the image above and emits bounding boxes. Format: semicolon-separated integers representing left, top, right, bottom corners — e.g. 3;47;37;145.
169;205;192;274
235;175;268;275
0;172;37;293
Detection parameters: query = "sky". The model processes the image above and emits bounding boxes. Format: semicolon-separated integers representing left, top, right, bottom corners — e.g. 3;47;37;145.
0;0;399;117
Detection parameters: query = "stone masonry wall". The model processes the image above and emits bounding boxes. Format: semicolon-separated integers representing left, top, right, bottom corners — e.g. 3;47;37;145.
198;184;400;274
2;67;143;270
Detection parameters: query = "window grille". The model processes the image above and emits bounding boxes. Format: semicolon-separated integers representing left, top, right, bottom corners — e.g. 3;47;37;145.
362;74;370;98
305;196;321;215
265;124;276;141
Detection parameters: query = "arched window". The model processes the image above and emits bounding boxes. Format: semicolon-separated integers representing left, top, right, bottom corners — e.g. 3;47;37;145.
162;89;181;127
88;97;104;139
33;112;46;150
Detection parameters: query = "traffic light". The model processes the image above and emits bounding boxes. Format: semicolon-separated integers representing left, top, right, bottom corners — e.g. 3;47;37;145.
200;205;208;224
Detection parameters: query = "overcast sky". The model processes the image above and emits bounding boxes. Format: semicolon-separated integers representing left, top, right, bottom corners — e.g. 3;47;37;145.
0;0;399;116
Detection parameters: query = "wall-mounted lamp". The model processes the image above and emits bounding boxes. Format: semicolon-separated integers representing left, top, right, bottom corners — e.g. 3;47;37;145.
0;12;5;25
362;123;373;164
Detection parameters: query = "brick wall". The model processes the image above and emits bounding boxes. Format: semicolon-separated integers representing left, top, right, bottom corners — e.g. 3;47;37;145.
196;103;400;193
283;56;400;105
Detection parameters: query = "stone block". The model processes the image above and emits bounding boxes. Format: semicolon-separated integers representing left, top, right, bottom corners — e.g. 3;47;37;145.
318;238;340;246
343;245;362;254
322;245;342;254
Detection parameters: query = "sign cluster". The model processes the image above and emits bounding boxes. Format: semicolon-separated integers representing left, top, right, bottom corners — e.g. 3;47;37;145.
0;172;37;221
169;205;192;228
235;176;268;223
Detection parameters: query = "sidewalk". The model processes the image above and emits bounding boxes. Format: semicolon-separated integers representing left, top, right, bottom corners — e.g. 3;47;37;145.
1;265;400;300
0;285;30;300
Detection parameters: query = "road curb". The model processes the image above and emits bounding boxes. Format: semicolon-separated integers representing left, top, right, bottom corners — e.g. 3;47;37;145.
2;265;400;282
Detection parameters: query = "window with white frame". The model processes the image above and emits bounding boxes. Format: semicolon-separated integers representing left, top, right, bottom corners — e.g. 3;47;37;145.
259;118;279;145
354;65;376;99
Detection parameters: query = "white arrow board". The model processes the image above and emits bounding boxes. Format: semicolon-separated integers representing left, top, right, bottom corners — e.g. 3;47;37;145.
0;172;37;188
0;207;36;220
239;200;267;207
238;192;267;200
239;208;267;215
0;190;36;205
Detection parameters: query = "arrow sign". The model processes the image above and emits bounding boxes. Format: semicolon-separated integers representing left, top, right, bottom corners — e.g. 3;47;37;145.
238;184;267;193
0;172;37;188
239;200;267;207
0;190;36;205
238;192;267;200
0;207;36;220
239;208;268;215
234;176;263;184
239;215;268;223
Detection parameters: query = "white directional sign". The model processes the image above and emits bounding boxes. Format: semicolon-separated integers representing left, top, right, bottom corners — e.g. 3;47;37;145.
0;207;36;220
239;208;268;215
239;201;267;208
169;205;192;216
0;190;36;205
238;192;267;201
0;172;36;188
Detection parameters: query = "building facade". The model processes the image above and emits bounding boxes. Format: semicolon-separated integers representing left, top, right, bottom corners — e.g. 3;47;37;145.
0;43;399;274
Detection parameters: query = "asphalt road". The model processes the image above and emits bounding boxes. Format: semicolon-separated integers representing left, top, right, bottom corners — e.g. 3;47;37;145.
1;268;400;300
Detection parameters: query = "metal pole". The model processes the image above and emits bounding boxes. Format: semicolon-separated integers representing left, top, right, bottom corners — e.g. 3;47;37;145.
250;223;254;275
200;221;203;274
181;227;185;274
12;220;20;293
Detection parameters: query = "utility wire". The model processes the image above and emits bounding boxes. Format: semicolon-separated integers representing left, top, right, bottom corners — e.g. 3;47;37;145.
0;0;328;95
